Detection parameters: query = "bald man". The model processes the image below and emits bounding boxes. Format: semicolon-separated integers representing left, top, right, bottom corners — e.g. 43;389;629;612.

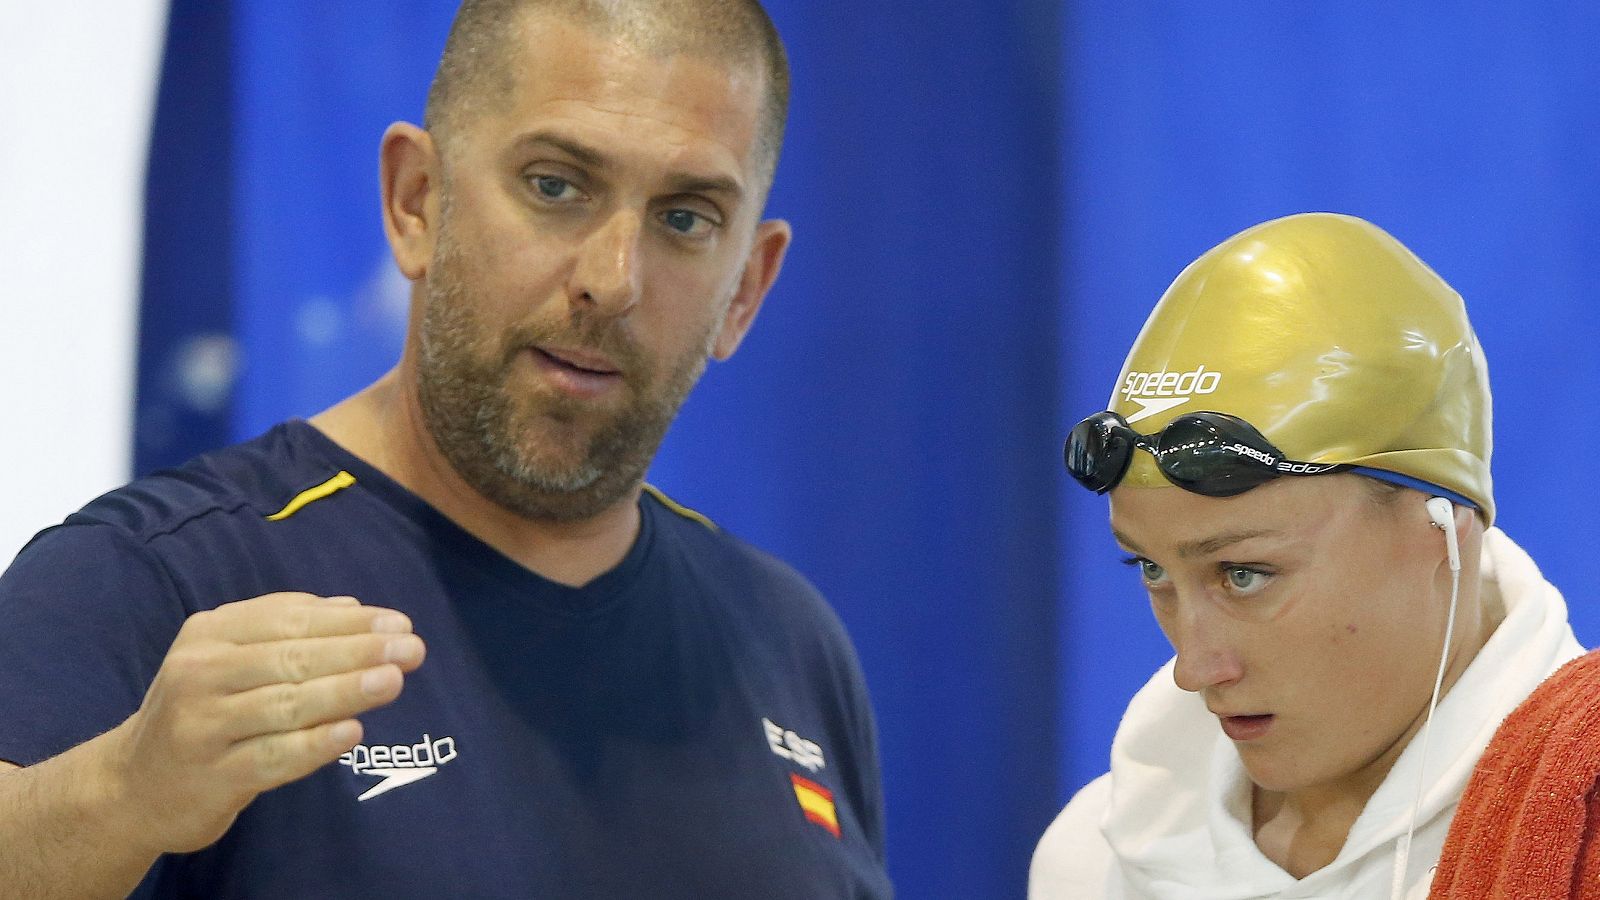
0;2;890;897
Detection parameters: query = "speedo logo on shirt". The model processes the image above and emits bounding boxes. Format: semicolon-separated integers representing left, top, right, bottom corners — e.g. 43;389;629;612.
1120;364;1221;424
338;733;459;801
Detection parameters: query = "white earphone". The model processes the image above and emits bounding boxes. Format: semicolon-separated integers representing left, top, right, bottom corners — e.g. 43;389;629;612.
1394;495;1465;897
1424;496;1461;573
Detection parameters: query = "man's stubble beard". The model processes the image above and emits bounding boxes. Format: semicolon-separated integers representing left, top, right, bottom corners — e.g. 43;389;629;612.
415;222;716;523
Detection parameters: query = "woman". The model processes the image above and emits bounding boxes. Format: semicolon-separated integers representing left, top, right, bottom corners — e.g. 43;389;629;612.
1029;213;1583;898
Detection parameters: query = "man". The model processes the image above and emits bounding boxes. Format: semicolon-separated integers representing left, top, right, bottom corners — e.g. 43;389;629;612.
1030;213;1582;898
0;2;891;897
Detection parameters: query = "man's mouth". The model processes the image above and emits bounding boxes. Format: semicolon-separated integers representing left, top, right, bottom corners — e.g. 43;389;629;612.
535;346;620;376
526;345;625;400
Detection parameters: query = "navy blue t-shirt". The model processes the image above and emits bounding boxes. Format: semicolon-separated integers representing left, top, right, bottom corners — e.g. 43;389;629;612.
0;421;891;898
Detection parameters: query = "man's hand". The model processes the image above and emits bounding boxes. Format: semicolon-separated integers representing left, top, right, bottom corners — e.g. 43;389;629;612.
101;592;426;854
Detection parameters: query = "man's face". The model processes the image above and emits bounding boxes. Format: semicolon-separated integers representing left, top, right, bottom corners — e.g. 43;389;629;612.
412;14;779;521
1107;475;1455;797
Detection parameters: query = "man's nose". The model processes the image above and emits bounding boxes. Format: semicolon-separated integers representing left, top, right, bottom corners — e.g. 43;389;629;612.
569;210;643;316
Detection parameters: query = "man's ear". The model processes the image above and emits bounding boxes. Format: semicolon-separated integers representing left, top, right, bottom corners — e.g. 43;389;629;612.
380;122;441;280
711;219;792;361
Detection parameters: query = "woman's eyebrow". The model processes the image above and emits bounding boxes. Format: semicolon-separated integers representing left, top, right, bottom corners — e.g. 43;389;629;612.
1110;527;1279;560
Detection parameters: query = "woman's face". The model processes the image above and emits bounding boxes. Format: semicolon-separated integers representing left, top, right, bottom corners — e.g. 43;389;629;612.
1108;474;1469;798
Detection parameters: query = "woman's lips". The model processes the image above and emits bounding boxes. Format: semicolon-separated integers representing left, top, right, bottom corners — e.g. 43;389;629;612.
1219;714;1275;742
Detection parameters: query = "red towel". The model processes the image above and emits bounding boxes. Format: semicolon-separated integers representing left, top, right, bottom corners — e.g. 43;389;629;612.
1430;648;1600;898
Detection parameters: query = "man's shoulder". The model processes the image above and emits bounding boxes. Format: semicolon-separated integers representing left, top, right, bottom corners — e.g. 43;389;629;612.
640;484;823;598
639;485;854;650
64;421;344;547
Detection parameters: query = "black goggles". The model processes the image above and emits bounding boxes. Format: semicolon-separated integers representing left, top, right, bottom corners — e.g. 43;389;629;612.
1064;410;1349;497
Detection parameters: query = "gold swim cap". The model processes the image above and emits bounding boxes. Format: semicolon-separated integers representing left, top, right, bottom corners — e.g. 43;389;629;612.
1109;213;1494;522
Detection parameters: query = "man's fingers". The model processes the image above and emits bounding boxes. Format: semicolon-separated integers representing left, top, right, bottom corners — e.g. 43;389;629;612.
182;593;412;645
215;633;426;692
224;718;366;796
220;665;407;742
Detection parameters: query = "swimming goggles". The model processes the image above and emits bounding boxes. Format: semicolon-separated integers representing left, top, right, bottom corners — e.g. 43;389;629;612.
1064;410;1348;497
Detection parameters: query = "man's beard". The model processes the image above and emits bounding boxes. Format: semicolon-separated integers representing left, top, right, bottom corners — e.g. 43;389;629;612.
415;228;714;523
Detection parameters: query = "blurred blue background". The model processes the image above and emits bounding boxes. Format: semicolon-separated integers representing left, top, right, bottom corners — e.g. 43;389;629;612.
133;3;1600;896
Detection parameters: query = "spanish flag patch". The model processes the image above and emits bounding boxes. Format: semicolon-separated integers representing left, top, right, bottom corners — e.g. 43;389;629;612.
790;773;841;838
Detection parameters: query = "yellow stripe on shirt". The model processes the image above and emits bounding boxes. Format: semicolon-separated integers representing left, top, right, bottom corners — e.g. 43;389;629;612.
266;471;357;521
641;483;717;531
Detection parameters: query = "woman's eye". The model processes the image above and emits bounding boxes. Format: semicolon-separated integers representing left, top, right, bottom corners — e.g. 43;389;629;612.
1119;555;1168;587
1136;559;1167;585
531;175;577;200
1224;566;1270;595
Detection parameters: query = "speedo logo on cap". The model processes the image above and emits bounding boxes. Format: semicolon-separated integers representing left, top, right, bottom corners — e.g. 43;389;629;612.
1120;365;1221;424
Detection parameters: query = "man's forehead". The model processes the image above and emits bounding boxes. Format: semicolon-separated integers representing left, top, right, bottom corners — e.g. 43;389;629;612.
506;12;766;113
492;15;767;166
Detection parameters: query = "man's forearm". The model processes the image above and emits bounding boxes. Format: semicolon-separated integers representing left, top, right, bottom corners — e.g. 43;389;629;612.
0;729;162;900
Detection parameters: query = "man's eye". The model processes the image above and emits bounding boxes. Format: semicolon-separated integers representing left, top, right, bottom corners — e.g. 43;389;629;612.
531;175;576;200
661;208;713;236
